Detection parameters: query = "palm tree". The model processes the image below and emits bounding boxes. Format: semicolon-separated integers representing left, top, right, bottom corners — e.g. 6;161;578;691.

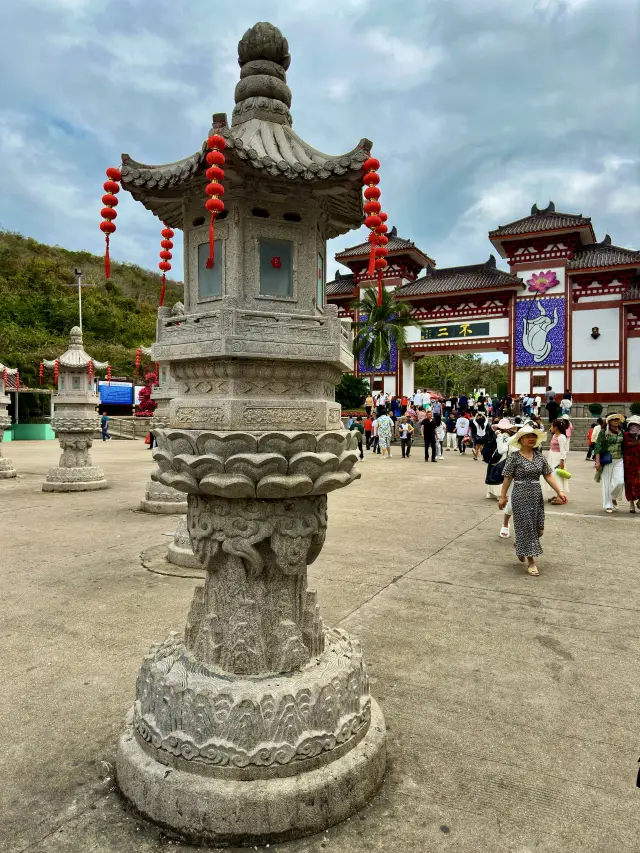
351;286;419;374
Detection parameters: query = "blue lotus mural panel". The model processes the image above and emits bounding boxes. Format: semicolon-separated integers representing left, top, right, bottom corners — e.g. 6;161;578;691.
515;296;565;368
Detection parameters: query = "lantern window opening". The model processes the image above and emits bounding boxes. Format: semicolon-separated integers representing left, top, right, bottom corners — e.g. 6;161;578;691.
283;212;301;222
259;238;293;298
197;240;223;300
252;208;270;218
192;216;205;227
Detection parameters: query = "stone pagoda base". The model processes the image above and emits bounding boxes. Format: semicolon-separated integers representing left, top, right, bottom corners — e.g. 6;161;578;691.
0;457;17;479
43;465;107;492
116;627;386;846
140;477;187;514
166;516;199;568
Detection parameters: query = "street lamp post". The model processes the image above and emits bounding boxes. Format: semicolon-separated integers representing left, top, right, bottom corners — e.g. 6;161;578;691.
64;268;94;332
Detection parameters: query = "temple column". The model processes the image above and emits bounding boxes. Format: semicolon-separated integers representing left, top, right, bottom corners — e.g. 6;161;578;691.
402;356;415;396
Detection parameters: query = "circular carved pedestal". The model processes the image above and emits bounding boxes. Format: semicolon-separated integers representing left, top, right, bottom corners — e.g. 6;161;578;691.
166;516;199;568
117;628;386;846
140;478;187;514
43;465;107;492
0;457;17;479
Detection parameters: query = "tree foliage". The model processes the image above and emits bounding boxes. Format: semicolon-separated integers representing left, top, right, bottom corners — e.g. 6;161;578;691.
351;287;419;371
335;374;369;409
0;231;182;387
414;353;507;397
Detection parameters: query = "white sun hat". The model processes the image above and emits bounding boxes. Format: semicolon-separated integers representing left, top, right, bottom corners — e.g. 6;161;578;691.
508;424;547;448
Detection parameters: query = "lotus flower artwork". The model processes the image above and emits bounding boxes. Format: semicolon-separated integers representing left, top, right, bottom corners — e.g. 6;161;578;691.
526;270;560;294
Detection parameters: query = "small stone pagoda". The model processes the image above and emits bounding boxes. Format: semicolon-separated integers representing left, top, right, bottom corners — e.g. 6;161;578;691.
42;327;109;492
115;22;385;845
0;363;17;479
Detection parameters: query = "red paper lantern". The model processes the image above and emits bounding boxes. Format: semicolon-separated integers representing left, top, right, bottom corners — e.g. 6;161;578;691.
271;256;282;269
100;167;121;278
157;222;174;306
364;185;381;200
364;200;382;215
204;134;226;269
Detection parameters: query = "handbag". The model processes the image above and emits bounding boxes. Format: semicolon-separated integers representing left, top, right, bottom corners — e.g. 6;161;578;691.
485;459;506;486
555;466;571;480
599;451;612;466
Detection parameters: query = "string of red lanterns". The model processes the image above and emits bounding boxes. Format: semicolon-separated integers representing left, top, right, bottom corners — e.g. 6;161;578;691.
204;134;226;268
53;359;59;386
14;369;19;391
39;362;44;385
106;364;111;386
158;224;174;307
100;167;122;279
135;348;142;377
88;360;94;385
2;368;6;392
362;156;388;305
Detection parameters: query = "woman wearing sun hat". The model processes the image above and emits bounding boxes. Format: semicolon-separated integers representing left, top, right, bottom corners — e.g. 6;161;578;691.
594;413;626;513
623;415;640;513
498;425;567;576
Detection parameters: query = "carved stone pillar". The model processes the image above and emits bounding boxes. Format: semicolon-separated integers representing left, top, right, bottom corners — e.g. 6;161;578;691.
0;393;16;480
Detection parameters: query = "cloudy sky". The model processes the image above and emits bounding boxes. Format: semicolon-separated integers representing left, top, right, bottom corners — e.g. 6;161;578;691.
1;0;638;286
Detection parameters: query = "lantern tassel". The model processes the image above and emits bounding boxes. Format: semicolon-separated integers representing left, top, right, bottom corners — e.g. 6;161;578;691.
159;274;166;307
367;234;376;277
377;271;383;306
206;214;216;268
104;234;111;279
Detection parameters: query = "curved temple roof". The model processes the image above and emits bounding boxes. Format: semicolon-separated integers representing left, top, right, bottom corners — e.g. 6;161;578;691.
120;23;370;239
43;327;109;370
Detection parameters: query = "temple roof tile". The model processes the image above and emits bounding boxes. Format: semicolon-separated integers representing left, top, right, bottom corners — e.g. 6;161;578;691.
568;236;640;271
489;201;593;238
395;256;522;297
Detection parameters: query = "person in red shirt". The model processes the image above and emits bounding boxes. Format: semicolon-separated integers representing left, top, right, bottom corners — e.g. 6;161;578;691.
363;415;373;450
400;395;408;414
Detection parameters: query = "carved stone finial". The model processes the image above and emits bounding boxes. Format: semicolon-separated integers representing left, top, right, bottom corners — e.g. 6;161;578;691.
531;203;540;216
486;254;497;268
531;201;555;216
233;22;293;126
389;225;398;238
335;269;341;280
69;326;83;347
601;234;612;246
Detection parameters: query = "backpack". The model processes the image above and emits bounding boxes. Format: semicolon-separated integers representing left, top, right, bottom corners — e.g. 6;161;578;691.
481;430;498;464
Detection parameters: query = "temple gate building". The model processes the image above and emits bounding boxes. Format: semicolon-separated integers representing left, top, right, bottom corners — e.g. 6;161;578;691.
328;203;640;404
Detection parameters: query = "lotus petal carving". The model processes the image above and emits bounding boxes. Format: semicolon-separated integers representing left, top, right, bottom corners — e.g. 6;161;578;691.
195;431;258;459
256;474;313;499
257;432;317;456
198;473;256;498
289;452;339;479
311;470;352;494
225;452;287;483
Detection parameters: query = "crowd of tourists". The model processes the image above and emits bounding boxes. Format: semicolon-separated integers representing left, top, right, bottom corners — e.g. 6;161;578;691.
347;387;640;578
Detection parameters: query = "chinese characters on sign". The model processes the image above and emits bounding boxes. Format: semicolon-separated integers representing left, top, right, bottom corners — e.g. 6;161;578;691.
420;321;490;340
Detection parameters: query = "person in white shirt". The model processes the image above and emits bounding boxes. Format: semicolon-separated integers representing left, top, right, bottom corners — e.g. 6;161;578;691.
414;390;423;409
423;390;431;408
455;415;469;454
534;394;542;416
371;413;380;454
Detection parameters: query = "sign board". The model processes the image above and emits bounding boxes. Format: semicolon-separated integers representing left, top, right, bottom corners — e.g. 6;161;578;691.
421;321;490;341
98;380;133;405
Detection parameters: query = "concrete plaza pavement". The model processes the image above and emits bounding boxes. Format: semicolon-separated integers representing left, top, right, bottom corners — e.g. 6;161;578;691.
1;438;639;853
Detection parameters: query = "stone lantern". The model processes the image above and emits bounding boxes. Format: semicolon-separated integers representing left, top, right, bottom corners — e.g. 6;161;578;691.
0;363;17;479
42;327;109;492
139;338;188;514
116;22;386;845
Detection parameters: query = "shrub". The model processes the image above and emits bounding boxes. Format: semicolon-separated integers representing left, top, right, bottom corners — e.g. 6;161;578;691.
335;374;369;410
588;402;603;416
630;401;640;416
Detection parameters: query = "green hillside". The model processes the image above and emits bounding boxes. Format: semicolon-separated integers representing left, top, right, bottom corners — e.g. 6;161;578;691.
0;231;183;386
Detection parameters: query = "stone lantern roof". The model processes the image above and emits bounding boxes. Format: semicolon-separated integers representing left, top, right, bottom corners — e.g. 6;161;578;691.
43;327;109;370
120;22;370;239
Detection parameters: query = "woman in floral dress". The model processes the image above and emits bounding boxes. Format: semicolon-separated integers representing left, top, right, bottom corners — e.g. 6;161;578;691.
376;411;394;459
499;425;567;576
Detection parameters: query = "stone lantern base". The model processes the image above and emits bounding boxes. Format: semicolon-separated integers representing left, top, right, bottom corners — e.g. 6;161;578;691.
117;699;385;846
116;626;386;846
43;466;107;492
0;456;17;479
166;516;199;568
140;478;187;514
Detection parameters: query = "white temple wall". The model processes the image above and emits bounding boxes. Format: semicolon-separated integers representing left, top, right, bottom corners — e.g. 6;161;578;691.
514;264;566;293
402;358;415;396
571;369;595;394
548;369;565;391
515;373;530;394
572;308;619;361
596;368;619;393
628;339;640;392
383;375;397;396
